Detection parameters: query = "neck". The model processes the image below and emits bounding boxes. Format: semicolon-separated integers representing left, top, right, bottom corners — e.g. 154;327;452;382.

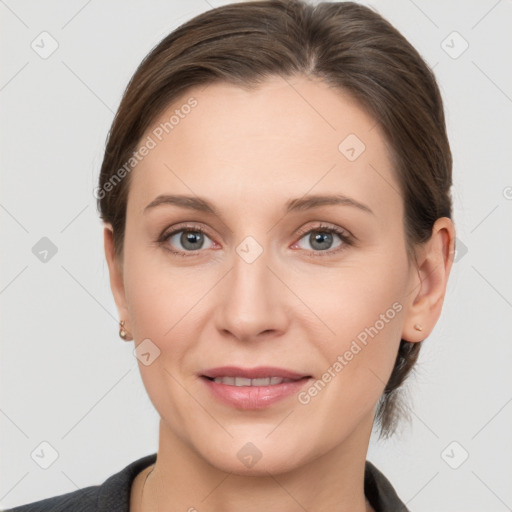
138;415;375;512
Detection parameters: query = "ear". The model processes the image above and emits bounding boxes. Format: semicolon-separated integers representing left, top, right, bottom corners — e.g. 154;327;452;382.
103;224;129;325
402;217;456;342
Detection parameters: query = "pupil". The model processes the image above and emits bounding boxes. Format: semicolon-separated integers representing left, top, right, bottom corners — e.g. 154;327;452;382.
310;231;332;250
181;231;203;250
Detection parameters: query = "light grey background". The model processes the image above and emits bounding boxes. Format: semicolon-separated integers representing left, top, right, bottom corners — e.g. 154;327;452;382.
1;0;511;510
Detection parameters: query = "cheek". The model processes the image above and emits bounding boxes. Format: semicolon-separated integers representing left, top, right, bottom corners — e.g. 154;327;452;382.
121;248;202;415
293;269;406;433
301;253;406;327
292;248;408;383
122;238;202;337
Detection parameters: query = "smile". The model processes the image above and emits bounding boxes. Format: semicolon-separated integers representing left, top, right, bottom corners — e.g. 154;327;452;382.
207;376;297;386
200;366;312;409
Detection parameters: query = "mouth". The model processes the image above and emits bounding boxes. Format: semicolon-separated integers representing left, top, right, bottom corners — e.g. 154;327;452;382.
203;376;304;386
200;366;312;409
201;365;311;383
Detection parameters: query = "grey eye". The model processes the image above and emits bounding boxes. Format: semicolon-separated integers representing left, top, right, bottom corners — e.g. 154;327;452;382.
168;230;214;251
297;230;343;251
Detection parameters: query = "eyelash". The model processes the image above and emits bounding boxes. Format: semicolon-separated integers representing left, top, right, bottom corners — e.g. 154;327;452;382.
157;223;354;258
294;223;354;258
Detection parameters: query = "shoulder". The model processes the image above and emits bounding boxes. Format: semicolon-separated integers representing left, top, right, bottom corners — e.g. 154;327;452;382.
1;486;99;512
2;453;157;512
364;460;410;512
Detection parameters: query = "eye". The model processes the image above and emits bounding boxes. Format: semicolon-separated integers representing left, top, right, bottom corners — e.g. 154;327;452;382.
158;222;353;258
160;226;215;255
293;224;352;255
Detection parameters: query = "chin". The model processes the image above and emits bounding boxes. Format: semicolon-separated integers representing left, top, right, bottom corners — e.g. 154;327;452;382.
194;432;317;477
207;450;304;477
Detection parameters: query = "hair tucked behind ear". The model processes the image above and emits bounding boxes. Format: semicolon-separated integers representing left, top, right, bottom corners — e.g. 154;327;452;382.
97;0;453;439
374;340;422;439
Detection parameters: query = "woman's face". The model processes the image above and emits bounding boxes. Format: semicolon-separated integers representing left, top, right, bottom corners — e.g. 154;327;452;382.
107;76;422;474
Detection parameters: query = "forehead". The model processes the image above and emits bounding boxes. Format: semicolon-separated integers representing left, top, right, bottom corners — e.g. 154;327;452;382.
128;75;401;220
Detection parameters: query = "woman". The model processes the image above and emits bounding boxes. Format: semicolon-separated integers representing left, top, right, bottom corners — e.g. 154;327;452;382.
4;0;455;511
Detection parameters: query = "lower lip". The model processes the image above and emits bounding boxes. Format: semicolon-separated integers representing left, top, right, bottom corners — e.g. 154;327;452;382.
201;376;311;410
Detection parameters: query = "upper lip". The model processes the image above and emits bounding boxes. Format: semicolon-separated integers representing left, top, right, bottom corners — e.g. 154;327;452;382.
201;366;310;380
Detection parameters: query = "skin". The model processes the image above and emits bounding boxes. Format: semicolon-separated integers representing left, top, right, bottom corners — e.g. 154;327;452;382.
103;75;455;512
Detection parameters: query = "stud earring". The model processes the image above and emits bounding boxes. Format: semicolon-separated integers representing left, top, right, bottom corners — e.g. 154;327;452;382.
413;323;423;332
119;320;132;341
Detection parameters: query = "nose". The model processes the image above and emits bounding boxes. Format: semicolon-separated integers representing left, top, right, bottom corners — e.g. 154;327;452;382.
213;242;290;343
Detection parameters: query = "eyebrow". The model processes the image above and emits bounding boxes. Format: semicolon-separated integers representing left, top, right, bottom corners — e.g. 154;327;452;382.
143;193;374;216
286;194;374;215
144;194;219;216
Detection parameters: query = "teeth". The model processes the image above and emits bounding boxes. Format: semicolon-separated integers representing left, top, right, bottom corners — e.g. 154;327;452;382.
212;376;295;386
252;378;271;386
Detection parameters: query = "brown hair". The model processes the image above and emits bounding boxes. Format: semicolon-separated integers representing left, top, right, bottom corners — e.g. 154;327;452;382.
97;0;453;439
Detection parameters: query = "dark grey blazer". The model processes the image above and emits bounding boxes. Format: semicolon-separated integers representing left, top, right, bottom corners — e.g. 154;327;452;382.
2;453;409;511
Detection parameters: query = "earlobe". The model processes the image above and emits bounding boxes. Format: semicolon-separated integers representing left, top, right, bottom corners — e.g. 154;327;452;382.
103;225;129;322
401;217;456;343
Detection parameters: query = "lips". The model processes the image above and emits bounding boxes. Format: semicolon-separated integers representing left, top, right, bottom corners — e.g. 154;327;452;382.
201;366;310;382
200;366;312;409
210;376;295;386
